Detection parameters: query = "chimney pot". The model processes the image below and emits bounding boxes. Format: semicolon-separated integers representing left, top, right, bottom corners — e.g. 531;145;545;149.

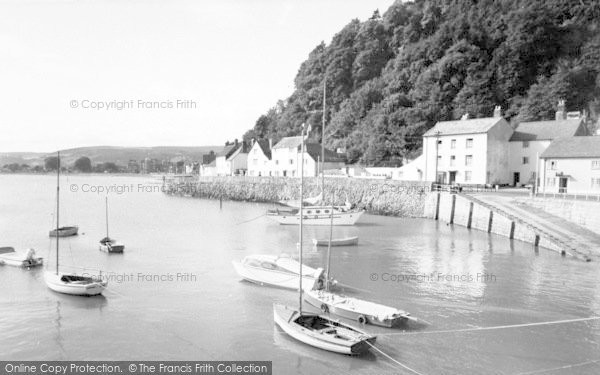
493;105;502;118
556;100;566;121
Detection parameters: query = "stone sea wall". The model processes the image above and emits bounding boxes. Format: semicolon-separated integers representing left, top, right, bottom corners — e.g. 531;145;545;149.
165;176;430;217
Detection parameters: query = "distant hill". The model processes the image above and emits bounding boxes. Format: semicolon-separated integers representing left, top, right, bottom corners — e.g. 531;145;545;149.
0;145;224;167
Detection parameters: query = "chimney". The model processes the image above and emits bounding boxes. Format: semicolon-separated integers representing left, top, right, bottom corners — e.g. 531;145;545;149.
556;100;566;121
268;138;273;150
493;105;502;118
461;113;470;120
251;138;255;146
234;138;239;147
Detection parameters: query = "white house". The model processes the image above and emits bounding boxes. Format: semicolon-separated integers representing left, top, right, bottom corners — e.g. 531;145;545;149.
270;136;344;177
422;110;513;185
247;139;272;177
215;142;249;176
540;136;600;195
393;155;425;181
508;102;587;186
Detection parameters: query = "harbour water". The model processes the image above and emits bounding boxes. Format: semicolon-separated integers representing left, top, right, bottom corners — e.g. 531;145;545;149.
1;174;599;374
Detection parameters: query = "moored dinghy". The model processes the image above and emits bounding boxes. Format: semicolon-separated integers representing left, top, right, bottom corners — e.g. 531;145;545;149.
273;304;376;355
0;247;43;267
312;236;358;247
273;123;376;355
49;226;78;237
99;197;125;253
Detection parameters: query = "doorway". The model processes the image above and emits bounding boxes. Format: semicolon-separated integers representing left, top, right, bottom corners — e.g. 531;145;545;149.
449;171;456;184
513;172;520;187
559;177;568;194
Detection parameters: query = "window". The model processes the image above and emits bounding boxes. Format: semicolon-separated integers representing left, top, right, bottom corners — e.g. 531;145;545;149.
592;160;600;170
289;159;294;165
466;138;473;148
254;149;258;154
523;141;529;148
451;139;456;149
465;155;473;166
450;155;456;166
592;178;600;189
252;159;258;165
465;171;472;182
549;160;558;170
546;178;556;187
522;157;529;165
275;160;279;165
437;140;442;145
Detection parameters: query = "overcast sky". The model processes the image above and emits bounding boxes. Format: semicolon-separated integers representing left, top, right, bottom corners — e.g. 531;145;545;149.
0;0;395;153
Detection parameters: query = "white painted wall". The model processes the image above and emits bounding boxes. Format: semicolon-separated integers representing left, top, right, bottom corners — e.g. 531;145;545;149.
424;133;488;184
508;140;550;186
215;156;230;176
247;142;272;176
541;158;600;194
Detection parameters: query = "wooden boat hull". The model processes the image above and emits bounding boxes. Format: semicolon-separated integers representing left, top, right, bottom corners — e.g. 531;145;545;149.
44;272;107;296
267;210;364;226
273;304;376;355
99;240;125;253
312;236;359;247
304;290;410;328
232;260;323;291
49;226;79;237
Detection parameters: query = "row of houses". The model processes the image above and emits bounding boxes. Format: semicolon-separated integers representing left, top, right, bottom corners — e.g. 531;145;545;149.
199;137;345;177
401;101;600;194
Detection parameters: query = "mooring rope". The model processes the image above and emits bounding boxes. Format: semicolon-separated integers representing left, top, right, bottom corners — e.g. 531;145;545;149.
514;358;600;374
378;316;600;336
365;341;425;375
235;213;267;225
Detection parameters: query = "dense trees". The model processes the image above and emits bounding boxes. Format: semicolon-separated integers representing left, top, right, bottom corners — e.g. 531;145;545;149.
74;157;92;172
245;0;600;166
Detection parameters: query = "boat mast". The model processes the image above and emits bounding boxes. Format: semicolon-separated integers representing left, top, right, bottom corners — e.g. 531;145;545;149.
299;123;308;314
325;192;334;291
56;151;60;275
321;77;326;203
105;196;109;239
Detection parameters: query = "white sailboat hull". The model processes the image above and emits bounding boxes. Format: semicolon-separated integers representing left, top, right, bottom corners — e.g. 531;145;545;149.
273;304;375;355
304;289;410;327
99;239;125;253
44;272;107;296
312;236;359;247
267;210;364;226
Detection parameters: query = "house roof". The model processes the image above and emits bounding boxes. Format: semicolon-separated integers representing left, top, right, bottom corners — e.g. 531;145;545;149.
541;136;600;159
423;117;503;137
255;140;271;159
216;145;237;158
272;136;304;149
510;119;584;142
304;143;344;163
226;142;250;161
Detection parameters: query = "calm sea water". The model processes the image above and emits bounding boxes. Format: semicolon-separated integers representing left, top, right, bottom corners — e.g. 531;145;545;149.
1;174;599;374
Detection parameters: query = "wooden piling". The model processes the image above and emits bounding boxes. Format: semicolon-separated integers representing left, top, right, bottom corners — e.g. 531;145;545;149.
467;202;474;229
509;221;515;239
487;211;493;233
449;194;456;224
435;192;441;220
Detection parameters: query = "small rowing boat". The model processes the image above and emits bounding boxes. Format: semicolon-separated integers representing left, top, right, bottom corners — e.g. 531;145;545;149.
312;236;358;247
49;226;79;237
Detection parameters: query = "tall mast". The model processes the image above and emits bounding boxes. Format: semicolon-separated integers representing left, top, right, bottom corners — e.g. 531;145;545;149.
299;123;307;314
325;192;334;291
105;196;109;239
56;151;60;275
321;78;326;202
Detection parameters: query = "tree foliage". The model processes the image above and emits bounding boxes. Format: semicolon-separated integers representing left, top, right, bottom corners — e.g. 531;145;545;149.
245;0;600;166
73;156;92;172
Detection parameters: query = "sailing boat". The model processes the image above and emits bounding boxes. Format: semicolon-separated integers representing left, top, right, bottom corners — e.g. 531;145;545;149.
304;195;412;328
99;197;124;253
273;123;376;355
267;79;364;226
44;152;108;296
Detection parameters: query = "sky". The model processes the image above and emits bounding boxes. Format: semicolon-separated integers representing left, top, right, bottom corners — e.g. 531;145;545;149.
0;0;396;153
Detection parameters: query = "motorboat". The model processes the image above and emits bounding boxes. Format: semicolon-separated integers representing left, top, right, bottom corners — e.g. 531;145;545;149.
232;254;329;291
304;289;411;327
0;247;43;267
